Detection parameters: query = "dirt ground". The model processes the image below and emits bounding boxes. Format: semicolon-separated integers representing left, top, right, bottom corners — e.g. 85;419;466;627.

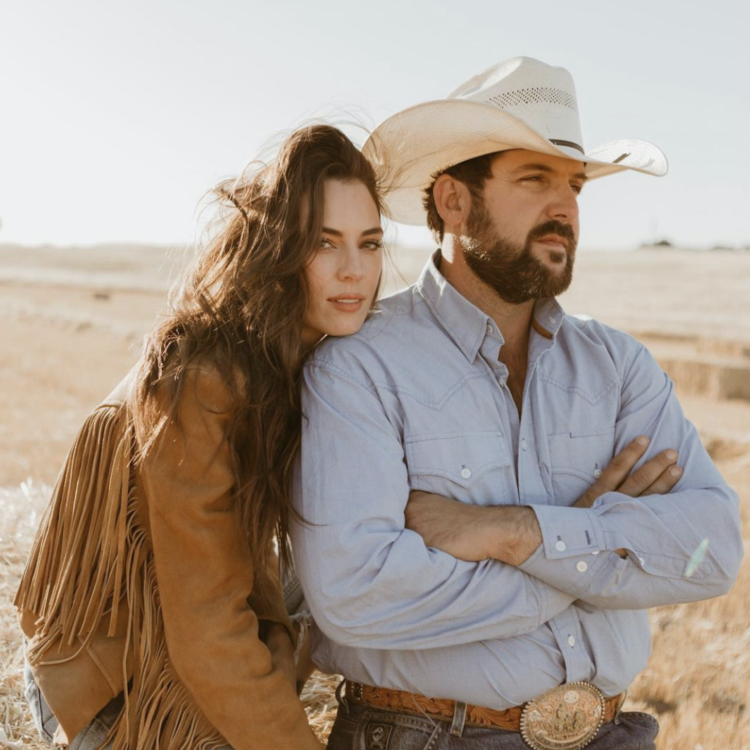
1;245;749;748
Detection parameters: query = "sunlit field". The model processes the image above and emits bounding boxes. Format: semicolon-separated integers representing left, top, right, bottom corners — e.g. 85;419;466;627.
1;245;748;749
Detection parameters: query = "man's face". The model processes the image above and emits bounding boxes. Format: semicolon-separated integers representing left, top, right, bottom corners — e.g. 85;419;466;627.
458;149;585;304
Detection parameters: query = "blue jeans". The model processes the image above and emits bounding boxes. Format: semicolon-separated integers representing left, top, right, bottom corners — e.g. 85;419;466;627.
326;686;659;750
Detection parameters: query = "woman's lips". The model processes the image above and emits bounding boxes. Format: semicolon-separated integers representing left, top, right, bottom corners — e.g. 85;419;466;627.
328;295;366;313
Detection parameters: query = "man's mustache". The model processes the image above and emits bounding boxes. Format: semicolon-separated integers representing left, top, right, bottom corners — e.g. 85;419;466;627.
527;220;577;251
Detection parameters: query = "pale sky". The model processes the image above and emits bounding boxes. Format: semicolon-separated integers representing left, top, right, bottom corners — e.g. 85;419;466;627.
1;0;747;250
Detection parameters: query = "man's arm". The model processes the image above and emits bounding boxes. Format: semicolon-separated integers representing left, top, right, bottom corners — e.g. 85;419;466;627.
519;345;742;607
291;359;577;650
407;437;682;564
410;346;743;610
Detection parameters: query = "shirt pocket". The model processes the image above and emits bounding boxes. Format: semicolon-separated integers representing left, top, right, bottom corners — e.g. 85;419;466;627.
405;431;512;501
547;426;615;505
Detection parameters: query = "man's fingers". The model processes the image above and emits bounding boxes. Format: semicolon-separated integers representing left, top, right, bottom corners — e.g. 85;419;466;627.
618;450;679;497
641;464;683;496
595;436;651;492
573;436;651;508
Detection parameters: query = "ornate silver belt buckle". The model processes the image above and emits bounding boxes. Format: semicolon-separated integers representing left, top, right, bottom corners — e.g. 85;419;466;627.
520;682;605;750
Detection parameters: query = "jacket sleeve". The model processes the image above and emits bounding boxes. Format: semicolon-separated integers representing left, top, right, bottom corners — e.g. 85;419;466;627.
139;365;320;750
519;344;744;609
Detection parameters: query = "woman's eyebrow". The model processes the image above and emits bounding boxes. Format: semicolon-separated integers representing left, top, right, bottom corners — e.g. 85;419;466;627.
322;227;383;237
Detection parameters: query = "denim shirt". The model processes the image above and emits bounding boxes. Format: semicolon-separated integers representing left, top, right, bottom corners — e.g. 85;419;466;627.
291;252;742;709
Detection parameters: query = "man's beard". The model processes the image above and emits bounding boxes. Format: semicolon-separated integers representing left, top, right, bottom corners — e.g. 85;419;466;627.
459;202;577;305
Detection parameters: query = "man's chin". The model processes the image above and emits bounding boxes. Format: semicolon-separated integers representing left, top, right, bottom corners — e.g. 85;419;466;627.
535;265;574;299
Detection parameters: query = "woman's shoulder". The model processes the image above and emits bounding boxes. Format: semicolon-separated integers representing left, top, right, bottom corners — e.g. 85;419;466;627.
181;357;247;415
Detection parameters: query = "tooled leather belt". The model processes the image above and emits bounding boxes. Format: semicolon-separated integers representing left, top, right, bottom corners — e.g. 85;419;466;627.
345;680;626;750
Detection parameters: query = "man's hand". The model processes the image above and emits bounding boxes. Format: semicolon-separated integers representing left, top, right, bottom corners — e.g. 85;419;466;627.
404;493;520;563
405;497;542;566
574;435;682;509
405;436;683;566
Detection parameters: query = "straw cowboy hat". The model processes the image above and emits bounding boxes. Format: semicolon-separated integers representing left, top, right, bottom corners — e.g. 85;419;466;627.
363;56;668;225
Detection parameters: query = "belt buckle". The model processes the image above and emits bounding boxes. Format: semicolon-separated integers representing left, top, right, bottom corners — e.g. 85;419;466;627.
520;682;605;750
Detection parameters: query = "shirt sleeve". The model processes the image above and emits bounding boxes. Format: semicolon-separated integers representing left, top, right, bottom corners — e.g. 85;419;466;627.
291;358;577;650
519;344;743;609
141;365;320;750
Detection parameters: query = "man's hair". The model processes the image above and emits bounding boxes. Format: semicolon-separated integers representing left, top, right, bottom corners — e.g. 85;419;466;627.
422;152;497;243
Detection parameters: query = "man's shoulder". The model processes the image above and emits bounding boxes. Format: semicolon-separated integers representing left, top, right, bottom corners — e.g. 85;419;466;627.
555;312;655;385
560;312;643;354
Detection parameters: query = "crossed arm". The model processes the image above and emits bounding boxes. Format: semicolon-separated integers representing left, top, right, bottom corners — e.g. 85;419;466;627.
406;435;683;566
291;361;578;650
408;349;743;610
292;347;743;651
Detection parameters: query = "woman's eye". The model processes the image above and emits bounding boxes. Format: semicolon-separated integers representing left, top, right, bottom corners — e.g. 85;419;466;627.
362;240;383;251
320;238;334;249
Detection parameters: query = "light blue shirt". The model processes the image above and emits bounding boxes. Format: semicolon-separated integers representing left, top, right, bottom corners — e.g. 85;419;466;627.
291;252;742;709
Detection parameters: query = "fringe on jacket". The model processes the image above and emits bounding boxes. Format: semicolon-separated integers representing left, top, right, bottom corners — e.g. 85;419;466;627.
15;401;227;749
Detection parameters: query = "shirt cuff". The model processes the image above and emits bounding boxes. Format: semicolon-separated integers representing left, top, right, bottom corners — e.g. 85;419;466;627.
529;504;607;558
518;505;612;597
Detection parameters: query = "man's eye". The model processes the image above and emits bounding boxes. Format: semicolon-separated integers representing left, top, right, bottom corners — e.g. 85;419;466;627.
571;183;584;195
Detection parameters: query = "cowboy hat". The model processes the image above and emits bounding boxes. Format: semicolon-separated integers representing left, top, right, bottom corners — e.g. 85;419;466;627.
363;56;668;225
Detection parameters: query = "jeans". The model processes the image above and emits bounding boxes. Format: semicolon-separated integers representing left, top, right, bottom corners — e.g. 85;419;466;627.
326;685;660;750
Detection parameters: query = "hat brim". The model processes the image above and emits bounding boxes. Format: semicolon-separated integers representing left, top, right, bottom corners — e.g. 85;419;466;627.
363;99;668;225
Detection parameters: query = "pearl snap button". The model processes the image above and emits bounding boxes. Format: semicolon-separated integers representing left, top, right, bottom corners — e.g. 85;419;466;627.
486;322;494;334
521;439;528;451
460;467;472;479
638;557;645;566
568;635;576;647
576;561;588;573
594;468;602;478
555;540;566;552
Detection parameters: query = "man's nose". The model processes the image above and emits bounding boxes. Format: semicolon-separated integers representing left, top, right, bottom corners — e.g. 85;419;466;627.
546;183;580;222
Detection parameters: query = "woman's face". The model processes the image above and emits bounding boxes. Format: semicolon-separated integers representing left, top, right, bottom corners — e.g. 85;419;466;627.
302;179;383;348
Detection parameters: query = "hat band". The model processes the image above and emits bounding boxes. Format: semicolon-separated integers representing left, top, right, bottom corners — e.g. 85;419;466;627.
549;139;584;154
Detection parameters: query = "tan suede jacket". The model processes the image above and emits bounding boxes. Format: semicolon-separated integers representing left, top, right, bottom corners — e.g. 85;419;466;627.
16;366;321;750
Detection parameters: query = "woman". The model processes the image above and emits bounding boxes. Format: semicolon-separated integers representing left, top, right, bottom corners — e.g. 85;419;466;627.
15;125;384;750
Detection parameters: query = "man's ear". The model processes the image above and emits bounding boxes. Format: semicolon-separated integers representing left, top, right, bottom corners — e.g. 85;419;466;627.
433;174;471;232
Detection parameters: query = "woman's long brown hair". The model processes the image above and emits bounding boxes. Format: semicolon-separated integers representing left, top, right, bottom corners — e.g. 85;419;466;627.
132;124;383;567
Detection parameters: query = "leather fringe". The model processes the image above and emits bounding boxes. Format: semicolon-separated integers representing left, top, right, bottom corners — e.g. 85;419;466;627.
16;404;226;749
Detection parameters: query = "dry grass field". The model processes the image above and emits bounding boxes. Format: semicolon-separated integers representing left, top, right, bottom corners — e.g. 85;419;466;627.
1;244;748;749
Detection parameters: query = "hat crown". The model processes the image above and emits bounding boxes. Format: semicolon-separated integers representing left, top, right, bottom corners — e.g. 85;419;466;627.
449;57;584;150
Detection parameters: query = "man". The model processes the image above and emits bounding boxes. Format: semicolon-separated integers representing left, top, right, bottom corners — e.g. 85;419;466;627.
291;58;743;750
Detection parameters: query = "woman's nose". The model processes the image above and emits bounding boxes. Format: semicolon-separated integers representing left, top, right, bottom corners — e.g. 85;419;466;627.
338;246;365;281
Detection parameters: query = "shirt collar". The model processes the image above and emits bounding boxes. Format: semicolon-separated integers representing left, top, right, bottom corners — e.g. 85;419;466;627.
415;250;566;362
